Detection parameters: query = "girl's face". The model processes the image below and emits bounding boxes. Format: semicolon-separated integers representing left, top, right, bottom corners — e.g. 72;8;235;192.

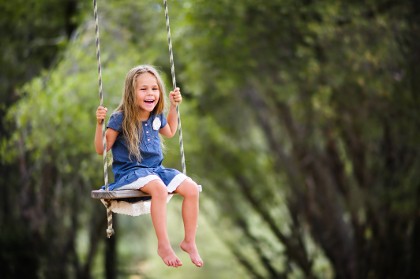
135;72;160;114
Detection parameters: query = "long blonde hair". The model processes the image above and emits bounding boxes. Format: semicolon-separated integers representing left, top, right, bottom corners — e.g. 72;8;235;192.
116;65;166;161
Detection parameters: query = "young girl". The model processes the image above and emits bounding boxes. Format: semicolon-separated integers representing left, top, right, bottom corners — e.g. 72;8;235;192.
95;65;203;268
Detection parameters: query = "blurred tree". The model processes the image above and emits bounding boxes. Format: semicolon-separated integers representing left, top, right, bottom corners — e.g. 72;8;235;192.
179;0;420;278
0;0;85;277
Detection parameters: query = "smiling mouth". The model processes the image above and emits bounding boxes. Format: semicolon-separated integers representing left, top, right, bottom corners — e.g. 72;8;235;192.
144;99;155;104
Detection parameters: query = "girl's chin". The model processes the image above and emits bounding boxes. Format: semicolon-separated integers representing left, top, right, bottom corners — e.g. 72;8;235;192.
142;104;156;111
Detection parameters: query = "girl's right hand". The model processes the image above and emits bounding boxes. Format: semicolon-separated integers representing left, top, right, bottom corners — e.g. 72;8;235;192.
96;106;108;124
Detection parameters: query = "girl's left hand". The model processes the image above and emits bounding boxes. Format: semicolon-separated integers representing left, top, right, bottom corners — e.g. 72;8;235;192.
169;87;182;106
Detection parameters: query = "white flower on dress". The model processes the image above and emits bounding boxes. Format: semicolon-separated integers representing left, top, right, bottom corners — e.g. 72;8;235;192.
152;117;161;130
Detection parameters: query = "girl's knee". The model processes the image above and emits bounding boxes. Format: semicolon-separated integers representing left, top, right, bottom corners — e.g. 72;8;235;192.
155;184;168;198
144;180;168;199
177;180;199;199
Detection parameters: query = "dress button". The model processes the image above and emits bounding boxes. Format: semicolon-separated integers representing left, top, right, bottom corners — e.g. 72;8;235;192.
147;139;150;141
146;131;149;134
145;124;148;126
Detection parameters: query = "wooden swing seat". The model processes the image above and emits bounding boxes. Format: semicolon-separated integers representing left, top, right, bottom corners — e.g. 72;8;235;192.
91;189;150;200
91;184;201;200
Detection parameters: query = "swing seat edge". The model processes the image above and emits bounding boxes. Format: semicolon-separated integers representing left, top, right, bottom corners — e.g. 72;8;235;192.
91;189;150;199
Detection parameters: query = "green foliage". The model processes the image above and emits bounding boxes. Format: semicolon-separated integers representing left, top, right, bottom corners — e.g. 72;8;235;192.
177;0;420;278
2;0;420;278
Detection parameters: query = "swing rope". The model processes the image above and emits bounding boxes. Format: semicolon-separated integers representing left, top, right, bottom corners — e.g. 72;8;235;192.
163;0;186;175
92;0;186;238
92;0;114;238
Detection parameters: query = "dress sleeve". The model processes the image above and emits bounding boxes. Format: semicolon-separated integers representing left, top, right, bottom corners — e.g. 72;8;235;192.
160;113;167;129
107;111;123;132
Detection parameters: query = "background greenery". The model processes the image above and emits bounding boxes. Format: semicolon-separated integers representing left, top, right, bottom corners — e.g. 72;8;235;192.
1;0;419;278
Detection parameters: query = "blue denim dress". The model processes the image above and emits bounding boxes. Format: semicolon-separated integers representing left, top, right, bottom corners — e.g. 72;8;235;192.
103;111;186;192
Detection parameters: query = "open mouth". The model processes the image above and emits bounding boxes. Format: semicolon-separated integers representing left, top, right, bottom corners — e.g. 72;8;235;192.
144;99;155;104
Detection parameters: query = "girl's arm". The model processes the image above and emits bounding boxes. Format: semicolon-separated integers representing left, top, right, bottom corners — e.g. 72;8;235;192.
160;87;182;138
95;106;118;154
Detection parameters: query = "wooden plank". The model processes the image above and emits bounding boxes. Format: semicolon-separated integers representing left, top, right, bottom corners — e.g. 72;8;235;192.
91;185;202;200
91;189;150;199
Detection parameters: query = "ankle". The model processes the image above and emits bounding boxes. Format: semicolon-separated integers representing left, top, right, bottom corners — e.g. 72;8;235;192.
181;239;197;249
181;238;194;244
158;241;172;250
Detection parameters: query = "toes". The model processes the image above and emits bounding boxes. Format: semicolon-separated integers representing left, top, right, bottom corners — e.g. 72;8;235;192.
193;258;204;267
167;258;183;267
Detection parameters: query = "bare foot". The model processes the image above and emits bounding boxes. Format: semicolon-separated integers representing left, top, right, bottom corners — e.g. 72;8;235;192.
180;241;204;267
158;246;183;267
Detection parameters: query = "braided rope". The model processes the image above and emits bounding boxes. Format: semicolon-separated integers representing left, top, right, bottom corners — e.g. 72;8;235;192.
93;0;114;238
163;0;187;175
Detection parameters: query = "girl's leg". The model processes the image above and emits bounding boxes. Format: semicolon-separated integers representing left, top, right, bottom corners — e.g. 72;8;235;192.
141;180;182;267
174;179;204;267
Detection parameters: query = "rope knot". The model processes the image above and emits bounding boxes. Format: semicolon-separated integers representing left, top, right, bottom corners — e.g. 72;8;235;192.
106;228;115;238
